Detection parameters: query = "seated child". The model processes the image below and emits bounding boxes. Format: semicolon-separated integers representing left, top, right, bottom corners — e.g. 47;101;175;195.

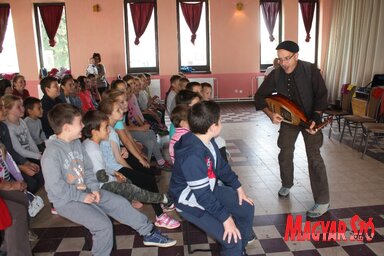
113;80;172;170
132;77;167;136
165;75;182;115
0;97;43;194
82;110;174;209
77;75;96;113
23;97;46;152
40;76;62;138
186;81;202;96
201;82;213;101
3;95;41;161
0;143;32;256
98;98;180;229
181;88;229;161
169;105;190;163
168;90;201;139
169;101;254;256
179;77;189;91
41;103;177;256
138;73;166;124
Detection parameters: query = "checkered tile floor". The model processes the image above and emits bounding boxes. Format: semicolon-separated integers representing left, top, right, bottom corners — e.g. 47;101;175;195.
31;205;384;255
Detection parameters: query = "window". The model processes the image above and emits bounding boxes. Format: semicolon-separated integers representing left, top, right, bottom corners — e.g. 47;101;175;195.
0;5;19;73
124;0;159;74
34;3;70;71
260;0;282;70
177;0;210;73
298;0;319;64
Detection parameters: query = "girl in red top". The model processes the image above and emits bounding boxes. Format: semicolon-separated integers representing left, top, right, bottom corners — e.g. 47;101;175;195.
77;76;96;113
12;75;30;100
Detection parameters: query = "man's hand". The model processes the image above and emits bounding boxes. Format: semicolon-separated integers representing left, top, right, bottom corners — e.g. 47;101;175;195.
263;108;283;124
237;187;254;206
305;121;319;135
223;216;241;244
270;112;284;124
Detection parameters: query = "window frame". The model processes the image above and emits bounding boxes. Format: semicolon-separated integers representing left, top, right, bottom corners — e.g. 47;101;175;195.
176;0;211;73
33;2;70;70
259;0;282;71
124;0;159;75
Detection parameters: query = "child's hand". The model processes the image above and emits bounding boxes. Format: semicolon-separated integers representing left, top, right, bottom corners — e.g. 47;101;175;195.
92;191;100;204
114;172;127;183
237;187;254;206
83;193;97;204
223;216;241;244
120;147;129;158
17;181;27;192
139;158;150;168
141;123;150;131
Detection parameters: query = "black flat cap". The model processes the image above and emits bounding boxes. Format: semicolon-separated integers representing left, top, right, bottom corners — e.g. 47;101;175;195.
276;40;299;53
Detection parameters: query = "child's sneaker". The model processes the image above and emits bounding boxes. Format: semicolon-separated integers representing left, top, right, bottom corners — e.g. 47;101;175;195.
155;213;180;229
51;208;58;215
143;228;177;247
161;202;175;212
158;161;173;172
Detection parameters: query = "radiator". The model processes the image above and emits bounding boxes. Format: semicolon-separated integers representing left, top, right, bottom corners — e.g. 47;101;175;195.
148;79;162;99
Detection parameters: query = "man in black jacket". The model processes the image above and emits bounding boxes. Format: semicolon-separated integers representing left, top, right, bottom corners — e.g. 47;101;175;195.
254;41;330;218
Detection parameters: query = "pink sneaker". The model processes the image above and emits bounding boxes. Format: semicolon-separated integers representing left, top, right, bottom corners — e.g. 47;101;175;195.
155;213;180;229
51;208;58;215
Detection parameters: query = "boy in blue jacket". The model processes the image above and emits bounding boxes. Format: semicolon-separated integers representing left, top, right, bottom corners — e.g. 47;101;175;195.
170;101;254;256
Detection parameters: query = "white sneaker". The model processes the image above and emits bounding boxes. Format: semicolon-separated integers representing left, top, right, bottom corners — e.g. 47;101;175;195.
278;187;290;197
306;203;330;218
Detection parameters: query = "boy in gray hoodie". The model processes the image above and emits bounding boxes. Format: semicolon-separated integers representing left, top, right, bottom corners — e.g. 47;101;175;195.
41;103;176;256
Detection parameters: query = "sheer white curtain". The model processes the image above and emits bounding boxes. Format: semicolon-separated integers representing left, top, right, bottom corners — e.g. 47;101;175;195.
322;0;384;103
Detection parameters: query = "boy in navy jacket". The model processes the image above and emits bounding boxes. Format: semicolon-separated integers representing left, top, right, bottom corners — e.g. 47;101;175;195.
170;101;254;256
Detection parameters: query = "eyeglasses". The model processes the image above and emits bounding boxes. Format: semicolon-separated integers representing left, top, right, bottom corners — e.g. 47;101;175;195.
277;54;295;63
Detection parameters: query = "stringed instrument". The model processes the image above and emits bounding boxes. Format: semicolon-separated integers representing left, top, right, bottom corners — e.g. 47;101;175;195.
265;94;332;130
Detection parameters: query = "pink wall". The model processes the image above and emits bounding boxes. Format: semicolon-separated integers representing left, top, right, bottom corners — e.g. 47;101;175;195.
282;0;299;41
1;0;333;99
210;0;260;74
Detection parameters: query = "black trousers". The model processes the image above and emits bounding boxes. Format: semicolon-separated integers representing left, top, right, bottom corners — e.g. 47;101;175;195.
277;123;330;204
117;167;163;216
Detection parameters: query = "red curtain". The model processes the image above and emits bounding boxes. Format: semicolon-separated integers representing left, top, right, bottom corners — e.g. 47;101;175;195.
299;0;316;42
0;5;10;53
129;2;154;45
180;2;203;45
260;0;280;42
38;5;63;47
